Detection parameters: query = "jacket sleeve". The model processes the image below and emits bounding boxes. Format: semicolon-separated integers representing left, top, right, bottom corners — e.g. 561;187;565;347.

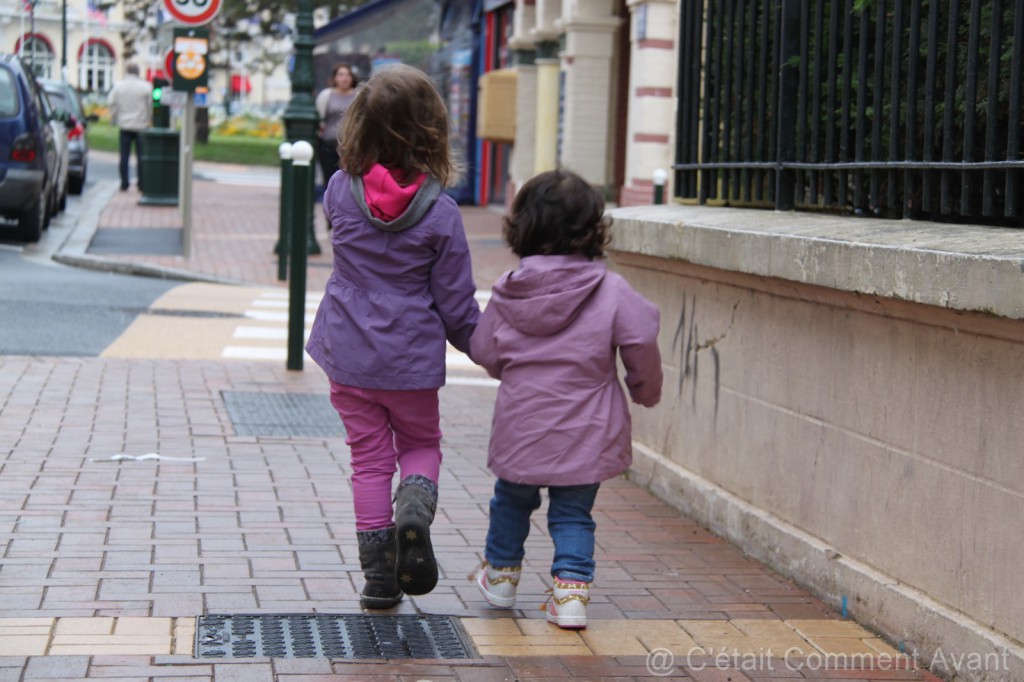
429;209;480;354
315;89;329;120
469;305;501;379
106;86;118;125
613;281;663;407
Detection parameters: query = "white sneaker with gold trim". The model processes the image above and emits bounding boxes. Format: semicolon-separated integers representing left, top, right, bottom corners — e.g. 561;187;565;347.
475;563;521;608
544;578;589;629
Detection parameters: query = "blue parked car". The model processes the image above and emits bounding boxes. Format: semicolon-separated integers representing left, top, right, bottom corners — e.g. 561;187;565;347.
0;53;60;241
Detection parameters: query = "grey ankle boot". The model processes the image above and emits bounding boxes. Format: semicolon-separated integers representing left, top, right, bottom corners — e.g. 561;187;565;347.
356;527;403;609
394;475;438;595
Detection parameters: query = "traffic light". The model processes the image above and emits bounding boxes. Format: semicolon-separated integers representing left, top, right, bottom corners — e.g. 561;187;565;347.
152;77;170;128
152;76;169;103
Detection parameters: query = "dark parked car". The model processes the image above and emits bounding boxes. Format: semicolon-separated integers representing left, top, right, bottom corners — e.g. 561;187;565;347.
39;77;89;195
0;54;60;241
38;87;69;215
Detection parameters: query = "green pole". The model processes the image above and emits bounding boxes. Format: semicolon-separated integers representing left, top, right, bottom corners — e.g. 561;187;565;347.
287;141;314;371
275;142;293;281
282;0;321;256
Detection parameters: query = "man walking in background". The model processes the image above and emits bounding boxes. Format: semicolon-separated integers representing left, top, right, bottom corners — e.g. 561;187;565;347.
106;64;152;191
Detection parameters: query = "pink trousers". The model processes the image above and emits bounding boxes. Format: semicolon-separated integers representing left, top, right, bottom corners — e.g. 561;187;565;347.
329;381;442;532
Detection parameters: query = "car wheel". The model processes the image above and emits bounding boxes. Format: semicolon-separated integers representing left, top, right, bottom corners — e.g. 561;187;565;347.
59;179;68;212
69;172;84;195
18;193;46;242
49;182;60;220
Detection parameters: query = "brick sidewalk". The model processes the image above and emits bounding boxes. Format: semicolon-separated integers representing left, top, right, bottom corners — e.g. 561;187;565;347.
89;159;518;292
0;169;945;680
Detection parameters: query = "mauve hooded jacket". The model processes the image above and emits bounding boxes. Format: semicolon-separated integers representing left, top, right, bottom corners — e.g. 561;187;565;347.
306;170;479;390
470;254;663;486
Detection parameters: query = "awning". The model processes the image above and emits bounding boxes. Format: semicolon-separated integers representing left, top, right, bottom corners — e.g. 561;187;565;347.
231;74;252;94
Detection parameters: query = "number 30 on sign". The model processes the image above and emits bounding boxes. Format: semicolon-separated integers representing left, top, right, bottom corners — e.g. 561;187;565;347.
164;0;222;26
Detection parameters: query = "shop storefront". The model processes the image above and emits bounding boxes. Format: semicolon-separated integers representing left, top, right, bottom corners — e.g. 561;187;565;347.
314;0;481;204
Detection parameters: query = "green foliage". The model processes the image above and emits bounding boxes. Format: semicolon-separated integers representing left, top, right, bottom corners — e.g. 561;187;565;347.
87;120;281;167
383;40;440;70
116;0;378;71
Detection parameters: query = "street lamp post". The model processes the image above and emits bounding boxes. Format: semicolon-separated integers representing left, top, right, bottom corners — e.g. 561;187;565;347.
61;0;67;81
282;0;320;255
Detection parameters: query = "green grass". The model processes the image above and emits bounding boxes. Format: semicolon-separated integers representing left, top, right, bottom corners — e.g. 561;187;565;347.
87;120;281;167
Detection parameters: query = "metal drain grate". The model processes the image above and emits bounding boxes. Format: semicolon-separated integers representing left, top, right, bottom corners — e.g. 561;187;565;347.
195;614;475;659
221;391;343;438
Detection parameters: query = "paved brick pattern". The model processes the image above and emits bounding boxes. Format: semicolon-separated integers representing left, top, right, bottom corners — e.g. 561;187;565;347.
97;176;517;292
0;167;946;679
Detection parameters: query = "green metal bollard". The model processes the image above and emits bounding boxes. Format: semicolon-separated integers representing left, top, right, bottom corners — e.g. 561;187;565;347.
653;168;667;205
287;141;314;371
275;142;294;282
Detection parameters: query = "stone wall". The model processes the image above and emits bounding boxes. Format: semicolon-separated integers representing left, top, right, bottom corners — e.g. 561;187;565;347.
608;204;1024;681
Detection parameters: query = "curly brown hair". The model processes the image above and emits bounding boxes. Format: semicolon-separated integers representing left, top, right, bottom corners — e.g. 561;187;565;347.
338;64;456;186
502;169;612;260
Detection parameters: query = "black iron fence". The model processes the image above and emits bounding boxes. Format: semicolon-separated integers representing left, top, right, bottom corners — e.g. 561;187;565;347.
674;0;1023;226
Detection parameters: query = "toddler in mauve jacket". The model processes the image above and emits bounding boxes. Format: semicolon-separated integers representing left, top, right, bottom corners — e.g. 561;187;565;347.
470;169;663;630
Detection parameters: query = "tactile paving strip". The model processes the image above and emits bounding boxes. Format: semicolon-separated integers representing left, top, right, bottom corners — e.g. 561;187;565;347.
221;391;344;438
194;614;475;659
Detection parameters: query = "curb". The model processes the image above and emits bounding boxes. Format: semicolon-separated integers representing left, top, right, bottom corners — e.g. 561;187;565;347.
51;175;250;286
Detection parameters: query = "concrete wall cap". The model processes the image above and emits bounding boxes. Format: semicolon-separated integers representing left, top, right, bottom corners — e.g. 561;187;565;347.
608;204;1024;320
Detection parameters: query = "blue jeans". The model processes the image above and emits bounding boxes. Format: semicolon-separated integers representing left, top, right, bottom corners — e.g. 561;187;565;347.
484;478;600;583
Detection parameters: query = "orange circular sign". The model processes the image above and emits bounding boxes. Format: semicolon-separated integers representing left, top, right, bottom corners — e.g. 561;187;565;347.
175;52;205;79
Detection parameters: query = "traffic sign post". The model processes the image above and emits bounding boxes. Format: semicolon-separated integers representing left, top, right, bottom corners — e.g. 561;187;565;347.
163;0;219;257
171;27;209;258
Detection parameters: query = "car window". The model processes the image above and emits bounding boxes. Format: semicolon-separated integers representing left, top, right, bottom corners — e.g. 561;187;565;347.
22;72;46;128
0;68;18;118
44;87;72;113
39;88;54;117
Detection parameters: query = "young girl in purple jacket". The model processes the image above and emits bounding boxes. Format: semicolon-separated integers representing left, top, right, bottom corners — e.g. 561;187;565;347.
305;65;480;609
470;169;663;629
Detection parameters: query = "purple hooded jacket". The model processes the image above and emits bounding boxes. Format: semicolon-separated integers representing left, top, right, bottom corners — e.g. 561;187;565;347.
470;254;663;486
305;170;480;390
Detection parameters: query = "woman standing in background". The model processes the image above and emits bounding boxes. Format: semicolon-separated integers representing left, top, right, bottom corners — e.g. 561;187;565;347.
316;63;359;189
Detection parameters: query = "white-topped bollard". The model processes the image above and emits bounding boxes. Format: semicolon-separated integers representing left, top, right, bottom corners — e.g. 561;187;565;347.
275;142;295;278
290;140;314;166
653;168;668;205
287;140;315;371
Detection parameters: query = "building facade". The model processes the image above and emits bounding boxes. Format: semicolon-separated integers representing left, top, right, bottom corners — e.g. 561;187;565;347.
1;0;294;110
478;0;676;207
1;0;124;92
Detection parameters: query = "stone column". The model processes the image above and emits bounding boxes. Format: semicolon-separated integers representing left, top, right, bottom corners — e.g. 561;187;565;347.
509;44;537;199
556;0;621;190
533;39;560;174
530;0;561;174
620;0;677;206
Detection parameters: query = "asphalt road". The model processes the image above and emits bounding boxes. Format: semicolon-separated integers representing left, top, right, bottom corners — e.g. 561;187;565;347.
0;155;178;357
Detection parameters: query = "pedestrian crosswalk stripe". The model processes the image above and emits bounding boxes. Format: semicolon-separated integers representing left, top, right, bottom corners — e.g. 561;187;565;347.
221;290;491;369
448;376;499;387
223;346;313;361
233;327;309;340
250;300;320;310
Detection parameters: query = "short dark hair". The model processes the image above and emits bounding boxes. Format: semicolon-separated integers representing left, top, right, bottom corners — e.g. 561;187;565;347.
502;169;611;259
339;64;456;186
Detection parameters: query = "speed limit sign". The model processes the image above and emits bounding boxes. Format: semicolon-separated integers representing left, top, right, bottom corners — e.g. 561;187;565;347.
163;0;222;26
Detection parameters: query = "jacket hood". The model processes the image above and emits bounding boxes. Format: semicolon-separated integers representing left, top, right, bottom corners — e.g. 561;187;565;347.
490;255;605;336
351;164;441;233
